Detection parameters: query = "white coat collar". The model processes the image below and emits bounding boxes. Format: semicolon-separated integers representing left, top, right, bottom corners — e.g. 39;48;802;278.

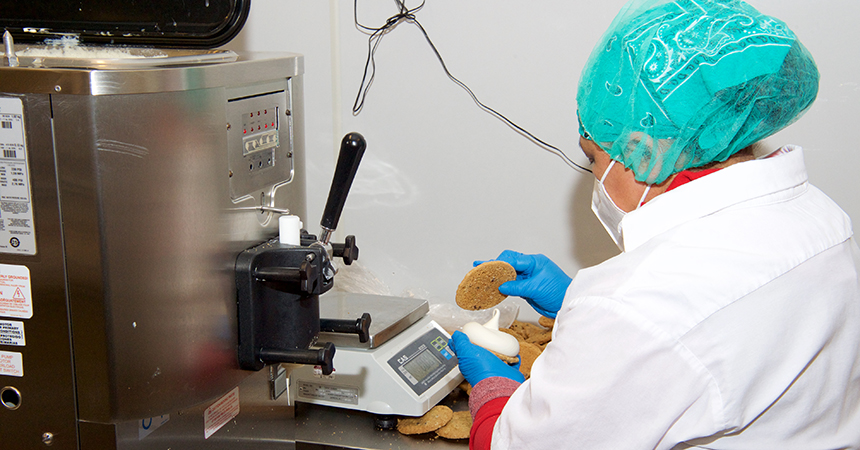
620;145;809;252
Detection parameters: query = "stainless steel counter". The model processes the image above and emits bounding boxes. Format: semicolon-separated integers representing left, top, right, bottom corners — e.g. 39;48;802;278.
98;365;470;450
294;395;470;450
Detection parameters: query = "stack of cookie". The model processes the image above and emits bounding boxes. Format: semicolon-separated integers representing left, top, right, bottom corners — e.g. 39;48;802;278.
396;405;473;440
500;317;554;379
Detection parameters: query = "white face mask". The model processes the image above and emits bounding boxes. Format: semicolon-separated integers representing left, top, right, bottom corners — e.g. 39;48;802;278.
591;160;650;251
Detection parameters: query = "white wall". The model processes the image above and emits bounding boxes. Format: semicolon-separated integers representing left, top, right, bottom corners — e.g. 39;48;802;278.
225;1;860;319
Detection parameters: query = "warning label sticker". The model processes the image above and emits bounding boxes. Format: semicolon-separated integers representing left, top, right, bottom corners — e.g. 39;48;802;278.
0;97;36;255
0;320;24;346
0;264;31;319
204;387;240;439
0;350;23;377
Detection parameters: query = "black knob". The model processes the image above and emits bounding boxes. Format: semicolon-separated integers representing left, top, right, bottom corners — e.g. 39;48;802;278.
316;342;336;376
331;235;359;265
355;312;371;343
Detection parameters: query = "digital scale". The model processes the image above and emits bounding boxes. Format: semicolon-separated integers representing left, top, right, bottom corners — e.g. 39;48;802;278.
289;293;463;418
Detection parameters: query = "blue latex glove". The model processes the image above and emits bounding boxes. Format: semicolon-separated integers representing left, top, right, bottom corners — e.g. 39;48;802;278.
449;331;524;386
476;250;572;318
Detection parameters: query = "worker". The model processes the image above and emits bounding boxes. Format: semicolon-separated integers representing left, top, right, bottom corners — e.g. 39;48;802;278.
449;0;860;448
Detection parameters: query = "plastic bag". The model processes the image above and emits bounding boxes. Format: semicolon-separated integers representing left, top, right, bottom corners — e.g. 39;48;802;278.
429;302;519;335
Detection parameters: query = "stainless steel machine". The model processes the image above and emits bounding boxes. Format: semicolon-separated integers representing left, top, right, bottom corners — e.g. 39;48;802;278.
0;47;310;448
0;2;349;448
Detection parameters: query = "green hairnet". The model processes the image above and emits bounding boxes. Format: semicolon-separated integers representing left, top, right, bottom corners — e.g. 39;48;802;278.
576;0;820;184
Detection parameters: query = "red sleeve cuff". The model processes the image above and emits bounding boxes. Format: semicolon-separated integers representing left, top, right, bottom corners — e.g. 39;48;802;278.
468;376;520;417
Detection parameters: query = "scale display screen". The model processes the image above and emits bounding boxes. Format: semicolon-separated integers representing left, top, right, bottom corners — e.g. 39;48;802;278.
403;348;441;381
387;329;458;396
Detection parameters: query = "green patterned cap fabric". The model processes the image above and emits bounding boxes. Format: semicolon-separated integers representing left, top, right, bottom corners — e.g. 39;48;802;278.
577;0;819;184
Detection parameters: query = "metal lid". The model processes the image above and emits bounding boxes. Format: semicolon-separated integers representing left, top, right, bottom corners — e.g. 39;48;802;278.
0;0;249;48
7;45;238;69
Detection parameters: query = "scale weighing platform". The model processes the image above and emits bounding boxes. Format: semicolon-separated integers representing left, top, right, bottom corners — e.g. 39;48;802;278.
289;293;463;417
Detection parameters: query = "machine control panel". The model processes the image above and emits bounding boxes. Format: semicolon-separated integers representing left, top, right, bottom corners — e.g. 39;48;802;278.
226;84;293;202
386;329;458;396
242;108;279;156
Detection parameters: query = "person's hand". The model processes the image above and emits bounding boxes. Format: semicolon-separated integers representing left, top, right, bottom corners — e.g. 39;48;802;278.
449;331;524;386
476;250;572;318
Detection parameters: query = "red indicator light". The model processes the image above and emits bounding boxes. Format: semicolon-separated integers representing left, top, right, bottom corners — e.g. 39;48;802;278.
264;124;268;129
271;122;275;127
243;129;247;134
264;109;268;114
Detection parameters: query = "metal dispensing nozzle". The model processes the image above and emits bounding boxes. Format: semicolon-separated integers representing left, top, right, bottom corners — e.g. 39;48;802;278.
4;31;19;67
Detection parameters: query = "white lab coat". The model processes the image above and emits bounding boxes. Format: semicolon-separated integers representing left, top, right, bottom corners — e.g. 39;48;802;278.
493;147;860;449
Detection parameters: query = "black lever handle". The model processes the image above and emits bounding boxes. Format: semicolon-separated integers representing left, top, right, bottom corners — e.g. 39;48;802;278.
259;342;336;375
320;312;372;343
320;133;366;244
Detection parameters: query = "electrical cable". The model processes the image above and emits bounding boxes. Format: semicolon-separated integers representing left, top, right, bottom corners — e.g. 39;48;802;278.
352;0;592;174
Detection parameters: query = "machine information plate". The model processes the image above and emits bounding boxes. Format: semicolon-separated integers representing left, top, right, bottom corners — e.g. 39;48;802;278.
0;264;31;319
0;320;25;346
0;97;36;255
297;381;359;405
